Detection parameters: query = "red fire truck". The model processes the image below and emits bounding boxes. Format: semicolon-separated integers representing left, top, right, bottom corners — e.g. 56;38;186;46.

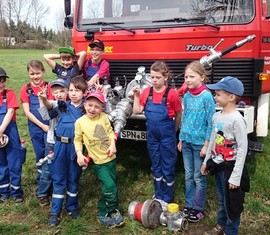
64;0;270;151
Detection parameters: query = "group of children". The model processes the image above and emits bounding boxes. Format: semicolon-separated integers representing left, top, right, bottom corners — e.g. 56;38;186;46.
0;39;124;228
133;60;249;235
0;38;249;234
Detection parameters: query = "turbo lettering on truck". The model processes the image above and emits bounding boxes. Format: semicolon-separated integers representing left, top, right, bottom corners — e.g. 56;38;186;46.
186;44;213;51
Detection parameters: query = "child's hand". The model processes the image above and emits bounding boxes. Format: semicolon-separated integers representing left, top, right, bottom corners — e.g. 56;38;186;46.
132;86;140;96
229;183;239;190
38;86;47;101
42;124;49;132
177;140;182;152
94;80;104;92
201;164;208;175
107;144;116;157
76;151;87;166
200;145;207;157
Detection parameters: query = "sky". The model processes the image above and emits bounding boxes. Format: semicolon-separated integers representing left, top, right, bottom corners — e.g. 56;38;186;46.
45;0;65;31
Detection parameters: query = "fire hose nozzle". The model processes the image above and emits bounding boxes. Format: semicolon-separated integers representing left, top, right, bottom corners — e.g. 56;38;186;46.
236;34;256;47
246;34;256;42
36;151;54;166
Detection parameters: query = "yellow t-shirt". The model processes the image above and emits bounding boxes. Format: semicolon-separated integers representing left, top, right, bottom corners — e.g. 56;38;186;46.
74;112;116;164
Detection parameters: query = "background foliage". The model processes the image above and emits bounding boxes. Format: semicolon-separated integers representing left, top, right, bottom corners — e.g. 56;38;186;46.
0;0;71;49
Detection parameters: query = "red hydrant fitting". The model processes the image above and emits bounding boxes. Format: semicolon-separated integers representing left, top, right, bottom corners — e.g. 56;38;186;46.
128;199;163;229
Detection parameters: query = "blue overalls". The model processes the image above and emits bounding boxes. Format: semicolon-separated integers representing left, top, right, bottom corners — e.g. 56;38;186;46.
0;90;25;199
86;60;101;81
145;87;178;203
55;63;80;86
49;102;83;215
55;66;74;86
27;84;50;196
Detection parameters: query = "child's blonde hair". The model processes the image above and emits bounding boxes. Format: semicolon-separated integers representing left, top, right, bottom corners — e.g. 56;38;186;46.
185;61;209;83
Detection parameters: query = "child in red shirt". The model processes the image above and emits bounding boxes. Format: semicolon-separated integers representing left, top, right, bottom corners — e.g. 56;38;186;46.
0;67;25;203
133;61;182;211
20;60;53;206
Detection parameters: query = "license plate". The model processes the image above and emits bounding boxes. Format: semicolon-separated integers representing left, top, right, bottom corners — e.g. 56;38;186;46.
120;130;147;141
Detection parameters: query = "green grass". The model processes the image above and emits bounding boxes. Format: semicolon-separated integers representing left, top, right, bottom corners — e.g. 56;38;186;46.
0;49;270;234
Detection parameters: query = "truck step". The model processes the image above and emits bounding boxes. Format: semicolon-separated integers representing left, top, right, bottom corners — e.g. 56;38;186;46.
248;140;264;152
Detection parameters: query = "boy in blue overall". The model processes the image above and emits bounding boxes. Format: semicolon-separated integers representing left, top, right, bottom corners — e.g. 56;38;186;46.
38;78;69;156
20;60;53;206
47;76;88;227
44;46;86;85
83;39;110;87
0;67;26;203
37;78;69;206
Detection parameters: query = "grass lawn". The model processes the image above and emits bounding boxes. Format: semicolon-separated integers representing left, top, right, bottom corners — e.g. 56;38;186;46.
0;49;269;234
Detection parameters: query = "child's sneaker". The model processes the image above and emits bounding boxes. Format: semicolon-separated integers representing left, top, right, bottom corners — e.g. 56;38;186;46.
188;209;204;222
38;196;50;206
67;209;80;219
181;206;191;216
98;213;115;228
109;209;125;227
48;213;60;227
0;194;9;203
13;196;24;203
203;224;224;235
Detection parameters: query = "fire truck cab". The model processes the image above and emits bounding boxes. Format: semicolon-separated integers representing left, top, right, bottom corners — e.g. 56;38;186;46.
64;0;270;151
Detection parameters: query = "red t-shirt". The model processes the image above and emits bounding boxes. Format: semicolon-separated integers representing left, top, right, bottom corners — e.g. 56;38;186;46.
20;81;53;103
140;86;182;118
83;59;110;78
0;89;19;121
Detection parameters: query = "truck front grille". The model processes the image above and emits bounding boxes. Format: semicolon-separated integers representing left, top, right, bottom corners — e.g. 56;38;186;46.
109;59;263;97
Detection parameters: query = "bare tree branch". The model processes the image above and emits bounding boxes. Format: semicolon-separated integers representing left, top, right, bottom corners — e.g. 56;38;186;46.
11;0;31;23
29;0;49;30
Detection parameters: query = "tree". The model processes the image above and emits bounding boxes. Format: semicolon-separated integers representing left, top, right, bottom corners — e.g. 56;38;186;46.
11;0;32;23
15;20;29;43
47;29;54;42
55;10;66;33
30;0;49;30
0;19;9;47
0;0;4;20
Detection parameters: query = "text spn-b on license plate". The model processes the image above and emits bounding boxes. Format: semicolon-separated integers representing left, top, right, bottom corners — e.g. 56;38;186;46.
120;130;147;141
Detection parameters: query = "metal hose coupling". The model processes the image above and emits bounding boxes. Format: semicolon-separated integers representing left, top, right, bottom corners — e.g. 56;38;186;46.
0;134;9;148
160;203;189;232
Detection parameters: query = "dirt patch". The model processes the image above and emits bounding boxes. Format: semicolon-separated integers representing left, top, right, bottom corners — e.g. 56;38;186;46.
1;211;29;224
183;222;212;235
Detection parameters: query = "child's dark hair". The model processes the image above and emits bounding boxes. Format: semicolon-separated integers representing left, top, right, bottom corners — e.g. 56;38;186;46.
60;54;75;60
150;61;172;80
27;60;45;72
69;75;88;93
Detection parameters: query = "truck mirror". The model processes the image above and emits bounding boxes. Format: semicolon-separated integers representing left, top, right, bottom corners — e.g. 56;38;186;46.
64;0;71;16
64;16;73;29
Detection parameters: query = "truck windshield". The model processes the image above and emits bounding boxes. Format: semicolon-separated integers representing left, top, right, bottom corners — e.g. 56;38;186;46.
77;0;254;31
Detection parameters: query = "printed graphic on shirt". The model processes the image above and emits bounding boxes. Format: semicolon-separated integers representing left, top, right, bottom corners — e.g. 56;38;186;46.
59;69;68;77
93;124;110;151
212;122;237;163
